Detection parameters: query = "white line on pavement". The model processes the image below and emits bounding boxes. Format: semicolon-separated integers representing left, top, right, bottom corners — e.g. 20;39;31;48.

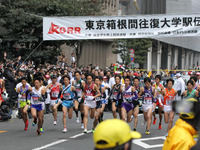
70;130;92;139
32;139;68;150
138;114;143;116
133;136;166;149
32;130;92;150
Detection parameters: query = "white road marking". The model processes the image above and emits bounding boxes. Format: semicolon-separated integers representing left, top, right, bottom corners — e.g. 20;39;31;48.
70;130;92;139
133;136;166;149
138;114;143;116
32;130;92;150
32;139;68;150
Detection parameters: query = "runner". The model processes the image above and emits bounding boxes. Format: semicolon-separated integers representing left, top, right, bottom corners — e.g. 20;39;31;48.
121;76;137;123
72;71;85;129
17;77;32;131
132;77;141;131
139;77;157;135
92;76;105;132
111;75;122;119
99;76;109;122
60;75;77;133
46;75;62;125
31;77;47;135
163;78;177;136
152;75;164;130
0;78;5;106
81;73;101;133
182;80;198;99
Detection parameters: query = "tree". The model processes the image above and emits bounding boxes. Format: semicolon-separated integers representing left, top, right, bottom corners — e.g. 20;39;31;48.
112;39;131;66
113;38;152;68
0;0;102;65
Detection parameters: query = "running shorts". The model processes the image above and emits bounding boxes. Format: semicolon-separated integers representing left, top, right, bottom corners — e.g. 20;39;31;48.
62;100;74;109
121;102;134;112
31;103;44;111
20;100;27;108
50;100;57;106
101;99;107;105
142;104;153;112
96;101;102;109
164;105;172;113
84;100;96;109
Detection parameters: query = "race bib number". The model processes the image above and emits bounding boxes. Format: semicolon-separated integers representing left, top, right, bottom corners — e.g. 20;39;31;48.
63;93;71;100
20;94;26;101
32;96;39;104
51;92;59;98
76;89;82;97
143;97;152;104
112;92;118;99
166;100;172;106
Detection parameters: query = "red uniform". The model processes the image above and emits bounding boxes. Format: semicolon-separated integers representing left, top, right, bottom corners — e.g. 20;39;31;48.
50;83;60;100
84;83;96;97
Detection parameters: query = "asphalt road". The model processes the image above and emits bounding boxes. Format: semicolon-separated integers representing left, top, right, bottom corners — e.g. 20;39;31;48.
0;111;181;150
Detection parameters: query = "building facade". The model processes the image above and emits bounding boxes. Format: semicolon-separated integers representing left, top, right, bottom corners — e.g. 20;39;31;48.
62;0;200;70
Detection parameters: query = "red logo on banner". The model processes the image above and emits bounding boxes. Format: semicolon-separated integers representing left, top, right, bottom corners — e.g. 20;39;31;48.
48;23;81;34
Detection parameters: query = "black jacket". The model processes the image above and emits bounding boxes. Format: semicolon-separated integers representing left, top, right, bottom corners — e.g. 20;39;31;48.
3;68;17;98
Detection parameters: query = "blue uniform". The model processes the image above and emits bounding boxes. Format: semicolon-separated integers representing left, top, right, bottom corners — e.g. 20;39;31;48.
62;85;74;109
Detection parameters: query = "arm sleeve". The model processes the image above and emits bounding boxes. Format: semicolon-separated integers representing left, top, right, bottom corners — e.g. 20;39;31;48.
57;91;62;99
132;91;138;101
42;92;47;101
73;90;78;99
116;92;121;101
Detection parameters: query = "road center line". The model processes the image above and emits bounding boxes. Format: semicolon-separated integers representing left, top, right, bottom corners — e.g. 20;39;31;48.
32;139;68;150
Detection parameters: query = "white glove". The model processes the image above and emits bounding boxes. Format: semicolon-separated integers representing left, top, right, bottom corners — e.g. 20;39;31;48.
18;94;22;99
78;98;82;102
106;96;109;100
47;89;51;94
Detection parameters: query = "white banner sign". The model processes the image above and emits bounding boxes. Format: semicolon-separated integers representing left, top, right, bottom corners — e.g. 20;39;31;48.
43;14;200;41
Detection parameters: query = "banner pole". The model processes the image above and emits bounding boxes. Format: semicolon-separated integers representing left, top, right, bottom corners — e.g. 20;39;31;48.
15;41;43;71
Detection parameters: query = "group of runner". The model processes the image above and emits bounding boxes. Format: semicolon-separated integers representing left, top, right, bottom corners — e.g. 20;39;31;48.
1;69;200;136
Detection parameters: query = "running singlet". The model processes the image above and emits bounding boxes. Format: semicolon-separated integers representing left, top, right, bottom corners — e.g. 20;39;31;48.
153;83;163;99
62;85;74;101
100;85;106;101
95;85;103;102
50;83;60;100
111;84;121;100
19;85;29;102
143;87;153;105
186;89;196;99
163;88;175;106
31;87;43;105
135;86;141;101
84;83;96;97
122;86;133;103
74;80;83;98
0;79;3;101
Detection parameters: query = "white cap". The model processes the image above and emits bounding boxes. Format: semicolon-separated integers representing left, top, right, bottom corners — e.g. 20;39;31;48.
175;73;181;77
